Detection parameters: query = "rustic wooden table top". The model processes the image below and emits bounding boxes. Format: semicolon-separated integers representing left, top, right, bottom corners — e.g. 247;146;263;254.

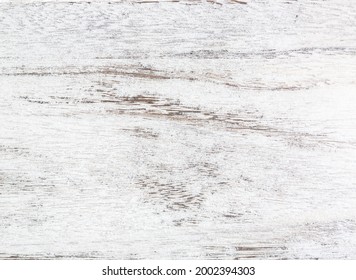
0;0;356;259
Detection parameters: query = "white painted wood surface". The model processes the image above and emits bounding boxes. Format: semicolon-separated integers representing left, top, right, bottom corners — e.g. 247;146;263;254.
0;0;356;259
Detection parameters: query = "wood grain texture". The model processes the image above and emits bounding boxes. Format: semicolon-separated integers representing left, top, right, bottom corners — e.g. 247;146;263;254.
1;0;356;259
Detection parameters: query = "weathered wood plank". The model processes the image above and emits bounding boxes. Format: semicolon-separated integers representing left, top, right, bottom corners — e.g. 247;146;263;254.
0;0;356;259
